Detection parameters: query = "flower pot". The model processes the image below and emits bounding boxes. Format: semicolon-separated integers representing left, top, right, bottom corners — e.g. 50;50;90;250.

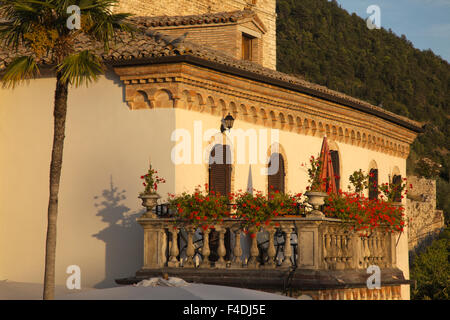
304;191;327;218
139;193;161;218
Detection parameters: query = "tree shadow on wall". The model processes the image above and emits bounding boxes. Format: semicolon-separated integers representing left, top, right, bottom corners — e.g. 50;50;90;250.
92;177;144;288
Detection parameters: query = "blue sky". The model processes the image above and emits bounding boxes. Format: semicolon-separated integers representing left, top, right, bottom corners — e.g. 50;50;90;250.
336;0;450;62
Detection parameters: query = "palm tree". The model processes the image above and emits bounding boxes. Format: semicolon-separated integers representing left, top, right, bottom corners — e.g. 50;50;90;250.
0;0;133;299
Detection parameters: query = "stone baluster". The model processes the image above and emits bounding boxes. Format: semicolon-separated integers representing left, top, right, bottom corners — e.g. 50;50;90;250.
184;227;196;268
200;228;211;268
379;235;386;268
368;237;376;265
362;237;370;268
167;227;180;268
345;234;354;268
247;232;260;269
375;235;382;266
230;228;243;268
329;234;338;270
215;227;227;268
336;234;345;270
265;228;277;268
281;226;293;268
322;233;329;269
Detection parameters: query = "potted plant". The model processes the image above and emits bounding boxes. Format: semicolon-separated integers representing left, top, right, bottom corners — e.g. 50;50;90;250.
168;185;229;230
139;163;166;218
303;155;328;217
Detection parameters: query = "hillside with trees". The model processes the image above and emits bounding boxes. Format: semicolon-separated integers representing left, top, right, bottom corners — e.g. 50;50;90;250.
276;0;450;220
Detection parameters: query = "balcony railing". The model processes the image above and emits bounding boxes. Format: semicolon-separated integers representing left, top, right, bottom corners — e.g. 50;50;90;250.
135;215;398;272
114;202;410;300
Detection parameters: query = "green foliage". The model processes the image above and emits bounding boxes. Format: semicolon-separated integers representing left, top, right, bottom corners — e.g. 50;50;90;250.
277;0;449;221
1;55;39;88
410;228;450;300
0;0;133;86
57;50;104;87
348;169;368;194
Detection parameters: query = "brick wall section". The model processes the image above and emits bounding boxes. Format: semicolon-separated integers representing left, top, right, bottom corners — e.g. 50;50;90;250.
153;24;240;59
115;0;277;69
407;176;445;252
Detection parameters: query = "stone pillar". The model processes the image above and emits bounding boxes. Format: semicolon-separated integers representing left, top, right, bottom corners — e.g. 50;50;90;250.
138;218;167;269
295;220;321;270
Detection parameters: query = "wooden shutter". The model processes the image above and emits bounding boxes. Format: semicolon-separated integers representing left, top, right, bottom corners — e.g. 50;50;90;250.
242;34;253;61
209;145;232;196
392;175;402;202
369;169;378;200
330;150;340;191
268;153;285;194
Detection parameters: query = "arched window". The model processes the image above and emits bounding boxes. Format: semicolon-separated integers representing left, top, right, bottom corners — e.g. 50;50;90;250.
268;153;285;194
369;168;379;200
392;174;402;202
209;144;232;196
330;150;340;191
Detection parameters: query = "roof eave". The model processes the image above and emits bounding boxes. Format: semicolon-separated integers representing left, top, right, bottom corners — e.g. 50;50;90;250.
110;55;424;134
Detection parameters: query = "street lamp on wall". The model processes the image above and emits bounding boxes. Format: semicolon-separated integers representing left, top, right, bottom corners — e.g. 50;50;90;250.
220;113;235;133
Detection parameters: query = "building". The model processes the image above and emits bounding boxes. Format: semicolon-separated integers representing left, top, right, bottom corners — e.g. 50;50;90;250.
0;0;422;298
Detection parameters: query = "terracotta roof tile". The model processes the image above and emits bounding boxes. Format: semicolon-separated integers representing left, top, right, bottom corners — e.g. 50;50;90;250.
128;9;265;31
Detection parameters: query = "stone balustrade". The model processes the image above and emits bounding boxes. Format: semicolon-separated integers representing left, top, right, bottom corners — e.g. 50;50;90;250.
136;216;398;272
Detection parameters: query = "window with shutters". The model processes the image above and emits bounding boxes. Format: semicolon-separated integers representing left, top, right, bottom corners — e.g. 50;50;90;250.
330;150;340;191
209;144;232;196
392;174;402;202
242;34;253;61
369;168;379;200
268;153;285;194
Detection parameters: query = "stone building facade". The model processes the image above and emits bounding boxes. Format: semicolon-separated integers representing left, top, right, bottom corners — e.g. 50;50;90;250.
0;1;423;299
407;176;445;252
115;0;277;69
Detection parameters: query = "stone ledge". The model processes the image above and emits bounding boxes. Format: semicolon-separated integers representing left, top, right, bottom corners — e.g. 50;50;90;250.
116;267;410;291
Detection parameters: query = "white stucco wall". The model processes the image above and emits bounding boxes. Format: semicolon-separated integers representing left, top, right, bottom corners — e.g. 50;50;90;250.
0;72;409;298
0;71;177;288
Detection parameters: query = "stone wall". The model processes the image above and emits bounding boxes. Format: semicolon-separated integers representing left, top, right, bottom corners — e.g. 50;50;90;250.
407;176;445;252
115;0;277;69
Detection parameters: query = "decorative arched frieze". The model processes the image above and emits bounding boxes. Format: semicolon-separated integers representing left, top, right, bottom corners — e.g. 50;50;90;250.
218;99;227;117
250;106;258;124
278;112;286;130
269;110;277;128
287;114;294;131
293;116;300;133
205;96;216;115
303;118;310;135
239;104;248;121
119;80;414;158
259;108;268;126
311;120;317;136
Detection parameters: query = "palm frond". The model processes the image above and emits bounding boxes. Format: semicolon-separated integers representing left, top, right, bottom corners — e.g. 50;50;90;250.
57;50;104;87
1;55;40;88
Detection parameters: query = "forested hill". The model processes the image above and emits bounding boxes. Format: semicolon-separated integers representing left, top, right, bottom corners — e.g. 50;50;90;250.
276;0;449;218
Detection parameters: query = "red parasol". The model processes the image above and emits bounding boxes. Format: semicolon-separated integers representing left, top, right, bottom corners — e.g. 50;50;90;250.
318;137;337;194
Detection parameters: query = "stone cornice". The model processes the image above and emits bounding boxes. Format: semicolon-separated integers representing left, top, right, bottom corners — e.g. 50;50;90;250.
114;62;420;159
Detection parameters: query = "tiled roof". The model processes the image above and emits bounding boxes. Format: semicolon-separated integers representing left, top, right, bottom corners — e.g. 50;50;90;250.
128;9;266;31
0;15;422;131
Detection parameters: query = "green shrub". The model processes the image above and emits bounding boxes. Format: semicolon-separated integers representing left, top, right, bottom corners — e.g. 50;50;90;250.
410;227;450;300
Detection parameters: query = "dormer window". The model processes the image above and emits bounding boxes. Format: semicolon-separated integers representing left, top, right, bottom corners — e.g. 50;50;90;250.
242;33;254;61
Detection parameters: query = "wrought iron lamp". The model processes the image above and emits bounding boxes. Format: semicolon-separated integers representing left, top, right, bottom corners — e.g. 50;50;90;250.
220;113;235;133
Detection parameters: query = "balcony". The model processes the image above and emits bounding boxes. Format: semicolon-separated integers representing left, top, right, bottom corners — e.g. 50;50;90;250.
116;212;409;300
